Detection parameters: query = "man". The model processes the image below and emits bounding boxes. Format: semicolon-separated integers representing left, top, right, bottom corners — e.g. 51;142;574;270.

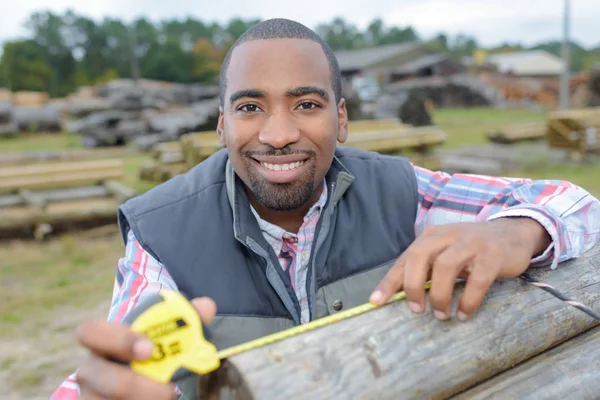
51;18;600;400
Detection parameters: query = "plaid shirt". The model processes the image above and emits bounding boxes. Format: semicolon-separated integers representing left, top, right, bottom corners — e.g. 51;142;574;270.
51;164;600;399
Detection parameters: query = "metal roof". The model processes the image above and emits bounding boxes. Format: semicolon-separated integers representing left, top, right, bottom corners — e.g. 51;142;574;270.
485;50;565;76
334;42;422;71
392;53;450;74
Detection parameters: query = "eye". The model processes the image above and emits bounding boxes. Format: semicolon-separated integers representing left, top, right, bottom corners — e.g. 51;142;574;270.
238;104;260;113
296;101;320;110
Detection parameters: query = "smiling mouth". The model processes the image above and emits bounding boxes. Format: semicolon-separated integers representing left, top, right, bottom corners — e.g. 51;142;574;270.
258;160;306;171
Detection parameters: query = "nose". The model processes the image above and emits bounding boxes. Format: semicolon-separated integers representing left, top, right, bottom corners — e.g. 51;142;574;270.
258;111;300;149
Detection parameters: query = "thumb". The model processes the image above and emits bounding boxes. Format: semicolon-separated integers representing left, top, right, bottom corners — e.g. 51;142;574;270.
191;297;217;325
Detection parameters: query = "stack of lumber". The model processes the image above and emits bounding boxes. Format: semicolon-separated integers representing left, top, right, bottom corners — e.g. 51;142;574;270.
0;159;136;239
196;243;600;399
546;107;600;156
139;119;444;183
486;121;546;144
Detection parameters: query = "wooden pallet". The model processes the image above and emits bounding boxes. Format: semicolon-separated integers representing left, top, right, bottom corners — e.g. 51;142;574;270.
0;159;135;239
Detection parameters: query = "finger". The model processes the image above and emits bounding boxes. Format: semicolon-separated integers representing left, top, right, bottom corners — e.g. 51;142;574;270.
76;320;153;362
77;353;177;400
191;297;217;325
370;254;406;305
402;236;452;312
457;257;499;321
429;241;476;320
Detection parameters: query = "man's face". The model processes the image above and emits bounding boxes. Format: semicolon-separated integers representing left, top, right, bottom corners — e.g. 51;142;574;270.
217;38;348;212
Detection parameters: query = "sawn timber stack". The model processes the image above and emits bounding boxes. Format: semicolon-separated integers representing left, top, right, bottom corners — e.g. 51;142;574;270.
546;107;600;158
0;158;136;239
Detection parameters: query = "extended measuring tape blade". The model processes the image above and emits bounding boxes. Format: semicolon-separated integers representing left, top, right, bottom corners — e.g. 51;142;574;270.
122;291;221;383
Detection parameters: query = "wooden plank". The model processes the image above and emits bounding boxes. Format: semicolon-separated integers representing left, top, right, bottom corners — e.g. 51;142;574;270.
341;127;446;152
486;122;546;144
0;147;134;166
0;186;109;208
0;198;119;230
0;168;123;193
104;180;136;203
0;159;123;179
198;244;600;400
452;326;600;399
347;118;405;133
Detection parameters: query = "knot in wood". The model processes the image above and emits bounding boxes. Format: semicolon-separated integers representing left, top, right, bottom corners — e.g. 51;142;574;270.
332;299;343;311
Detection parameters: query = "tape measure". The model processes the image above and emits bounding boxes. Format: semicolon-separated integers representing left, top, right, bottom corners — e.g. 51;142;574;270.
123;283;431;384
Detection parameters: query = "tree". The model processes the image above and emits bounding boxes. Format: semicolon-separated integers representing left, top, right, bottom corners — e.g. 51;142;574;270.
0;40;52;92
191;38;222;84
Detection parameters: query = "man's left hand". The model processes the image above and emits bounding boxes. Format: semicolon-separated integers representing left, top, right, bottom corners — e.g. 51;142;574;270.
369;218;551;321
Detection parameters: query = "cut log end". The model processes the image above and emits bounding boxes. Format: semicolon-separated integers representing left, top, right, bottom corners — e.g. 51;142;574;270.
198;359;255;400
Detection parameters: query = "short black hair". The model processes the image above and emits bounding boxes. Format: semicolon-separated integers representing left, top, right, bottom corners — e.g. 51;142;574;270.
219;18;342;108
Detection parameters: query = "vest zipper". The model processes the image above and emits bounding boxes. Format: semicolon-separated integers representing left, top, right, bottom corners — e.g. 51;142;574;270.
306;181;336;321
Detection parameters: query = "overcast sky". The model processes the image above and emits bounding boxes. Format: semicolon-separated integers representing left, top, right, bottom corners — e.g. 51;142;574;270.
2;0;599;49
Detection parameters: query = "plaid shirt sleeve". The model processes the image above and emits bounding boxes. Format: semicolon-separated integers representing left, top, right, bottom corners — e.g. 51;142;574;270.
413;164;600;269
50;230;181;400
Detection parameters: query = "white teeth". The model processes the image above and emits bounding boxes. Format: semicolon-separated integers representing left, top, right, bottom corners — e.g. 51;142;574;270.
261;161;304;171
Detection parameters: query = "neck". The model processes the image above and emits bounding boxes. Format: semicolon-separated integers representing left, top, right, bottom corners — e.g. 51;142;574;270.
247;185;323;233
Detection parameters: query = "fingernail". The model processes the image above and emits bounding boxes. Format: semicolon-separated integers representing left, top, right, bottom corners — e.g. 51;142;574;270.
408;301;423;313
457;311;469;321
370;291;383;304
133;339;154;359
434;310;448;320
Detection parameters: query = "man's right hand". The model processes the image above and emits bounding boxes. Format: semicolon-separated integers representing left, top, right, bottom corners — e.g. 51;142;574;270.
74;296;217;399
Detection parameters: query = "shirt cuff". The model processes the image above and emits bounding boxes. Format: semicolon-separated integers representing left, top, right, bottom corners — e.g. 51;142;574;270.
485;205;561;269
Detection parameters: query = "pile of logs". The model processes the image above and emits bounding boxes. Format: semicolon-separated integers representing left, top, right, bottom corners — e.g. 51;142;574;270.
0;158;136;239
0;101;17;137
139;119;446;183
546;107;600;157
486;121;547;144
374;74;500;120
67;88;220;149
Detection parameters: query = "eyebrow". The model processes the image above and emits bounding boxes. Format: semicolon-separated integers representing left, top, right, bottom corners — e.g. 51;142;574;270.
229;86;330;105
285;86;330;102
229;89;267;105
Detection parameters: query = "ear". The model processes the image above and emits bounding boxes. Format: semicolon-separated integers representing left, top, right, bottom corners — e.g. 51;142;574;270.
336;98;349;144
217;106;226;148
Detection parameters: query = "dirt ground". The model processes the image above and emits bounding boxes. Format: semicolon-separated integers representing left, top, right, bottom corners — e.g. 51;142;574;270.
0;228;124;399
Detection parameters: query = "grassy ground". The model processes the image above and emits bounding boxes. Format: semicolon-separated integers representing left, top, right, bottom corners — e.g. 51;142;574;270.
0;131;82;152
1;107;599;398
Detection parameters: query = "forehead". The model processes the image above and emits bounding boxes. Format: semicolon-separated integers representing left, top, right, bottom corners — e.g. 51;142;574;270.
226;38;332;96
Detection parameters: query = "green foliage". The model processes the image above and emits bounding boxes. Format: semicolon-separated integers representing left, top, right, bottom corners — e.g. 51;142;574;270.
1;11;599;98
0;40;52;91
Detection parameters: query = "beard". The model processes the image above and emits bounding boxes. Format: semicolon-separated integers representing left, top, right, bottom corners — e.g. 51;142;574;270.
242;148;318;211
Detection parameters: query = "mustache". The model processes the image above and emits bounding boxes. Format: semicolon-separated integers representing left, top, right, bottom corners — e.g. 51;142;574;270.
242;147;316;158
